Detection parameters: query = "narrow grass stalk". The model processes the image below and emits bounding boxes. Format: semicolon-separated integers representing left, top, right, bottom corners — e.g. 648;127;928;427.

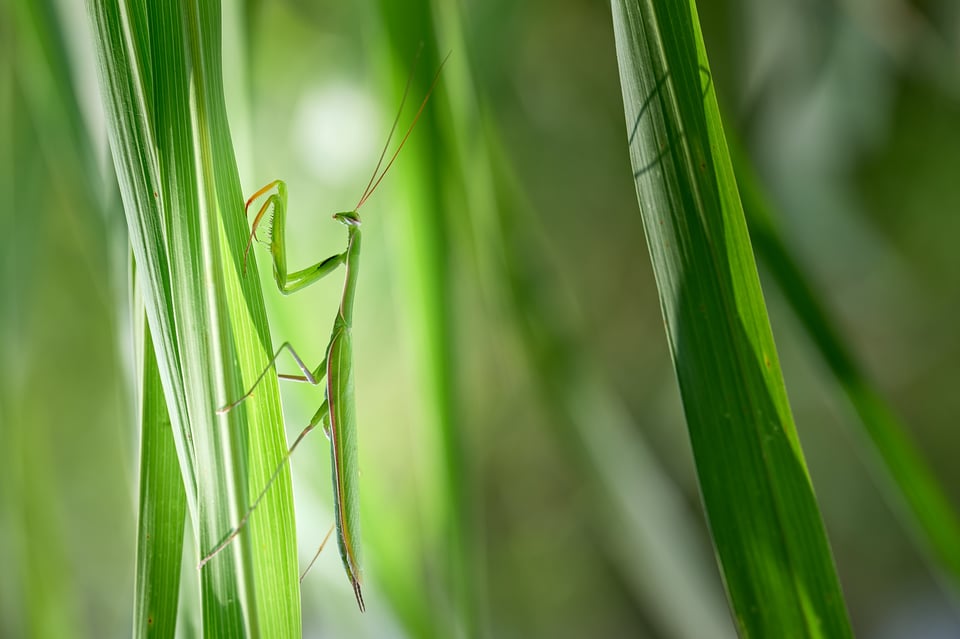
365;5;477;637
133;303;185;638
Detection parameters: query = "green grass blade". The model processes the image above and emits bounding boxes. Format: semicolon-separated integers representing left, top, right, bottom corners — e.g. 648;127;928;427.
89;0;300;635
735;145;960;583
134;307;186;639
609;1;853;636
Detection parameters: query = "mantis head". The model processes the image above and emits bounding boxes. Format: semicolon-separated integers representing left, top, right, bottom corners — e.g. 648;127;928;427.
334;210;362;227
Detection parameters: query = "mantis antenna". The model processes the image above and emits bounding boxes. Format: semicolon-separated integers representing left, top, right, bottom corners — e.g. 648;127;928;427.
356;48;451;210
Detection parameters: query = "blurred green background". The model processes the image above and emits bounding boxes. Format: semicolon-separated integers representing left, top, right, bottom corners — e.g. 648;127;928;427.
2;0;959;637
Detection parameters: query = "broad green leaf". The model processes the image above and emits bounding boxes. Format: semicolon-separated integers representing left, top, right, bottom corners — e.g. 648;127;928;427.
609;1;853;636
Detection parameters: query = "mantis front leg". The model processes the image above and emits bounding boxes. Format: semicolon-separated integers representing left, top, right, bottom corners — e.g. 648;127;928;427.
245;179;347;294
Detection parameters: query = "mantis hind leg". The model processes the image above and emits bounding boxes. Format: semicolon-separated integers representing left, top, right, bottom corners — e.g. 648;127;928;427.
218;341;326;414
300;521;365;611
200;399;330;568
300;523;336;582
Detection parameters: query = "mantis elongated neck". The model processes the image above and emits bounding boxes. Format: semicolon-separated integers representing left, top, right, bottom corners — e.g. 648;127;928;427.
338;225;361;328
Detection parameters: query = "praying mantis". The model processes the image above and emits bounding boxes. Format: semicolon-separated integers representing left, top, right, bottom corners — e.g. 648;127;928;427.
199;51;449;612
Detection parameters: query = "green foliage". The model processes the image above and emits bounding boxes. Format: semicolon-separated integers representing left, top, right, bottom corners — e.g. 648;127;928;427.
2;0;958;637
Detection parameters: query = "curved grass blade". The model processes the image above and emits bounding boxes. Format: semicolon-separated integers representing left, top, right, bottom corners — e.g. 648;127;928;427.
609;1;853;635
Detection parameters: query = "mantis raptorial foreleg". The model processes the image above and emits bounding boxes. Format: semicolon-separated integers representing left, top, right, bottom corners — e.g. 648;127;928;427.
244;179;349;293
200;48;449;614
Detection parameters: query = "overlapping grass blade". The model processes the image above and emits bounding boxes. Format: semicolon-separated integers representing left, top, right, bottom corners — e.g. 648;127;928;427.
609;1;852;635
89;0;300;635
133;304;186;638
